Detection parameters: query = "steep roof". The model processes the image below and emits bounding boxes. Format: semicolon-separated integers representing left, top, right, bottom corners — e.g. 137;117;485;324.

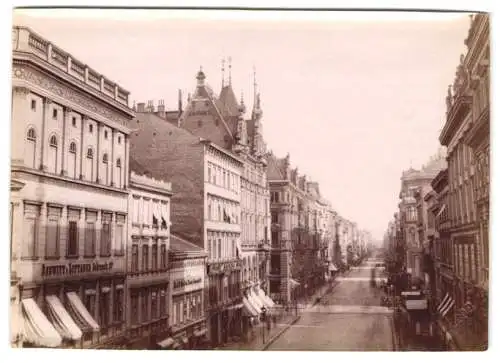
169;234;207;259
266;152;286;180
219;85;239;117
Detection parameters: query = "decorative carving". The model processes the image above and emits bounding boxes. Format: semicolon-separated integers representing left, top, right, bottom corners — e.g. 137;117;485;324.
12;65;130;126
12;86;30;97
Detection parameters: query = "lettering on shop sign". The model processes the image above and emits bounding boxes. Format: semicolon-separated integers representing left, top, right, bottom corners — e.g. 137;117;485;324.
42;261;114;277
174;277;202;289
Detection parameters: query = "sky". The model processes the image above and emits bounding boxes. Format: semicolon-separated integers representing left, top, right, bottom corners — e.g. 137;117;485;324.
13;9;472;240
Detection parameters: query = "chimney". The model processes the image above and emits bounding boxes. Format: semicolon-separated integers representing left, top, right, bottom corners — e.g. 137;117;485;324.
137;102;146;112
147;100;155;113
157;99;166;118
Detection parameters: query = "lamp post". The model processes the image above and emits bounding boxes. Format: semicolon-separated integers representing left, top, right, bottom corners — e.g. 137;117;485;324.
261;307;267;344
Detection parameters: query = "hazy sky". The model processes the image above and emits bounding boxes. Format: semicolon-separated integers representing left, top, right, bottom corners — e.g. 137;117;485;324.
13;9;472;240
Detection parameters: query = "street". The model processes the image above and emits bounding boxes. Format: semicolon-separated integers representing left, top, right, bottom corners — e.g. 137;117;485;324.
267;258;394;351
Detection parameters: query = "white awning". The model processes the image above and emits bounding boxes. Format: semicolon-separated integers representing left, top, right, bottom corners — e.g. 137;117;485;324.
157;337;175;348
257;288;275;308
242;297;259;317
249;290;265;311
45;295;82;341
329;263;338;272
289;279;300;288
437;204;446;219
22;298;62;348
66;292;100;332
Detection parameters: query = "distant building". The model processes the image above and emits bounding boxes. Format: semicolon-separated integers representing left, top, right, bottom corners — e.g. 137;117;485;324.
11;26;134;348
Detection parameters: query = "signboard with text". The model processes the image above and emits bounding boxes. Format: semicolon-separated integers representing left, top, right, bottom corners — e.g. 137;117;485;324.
405;299;428;310
41;260;115;278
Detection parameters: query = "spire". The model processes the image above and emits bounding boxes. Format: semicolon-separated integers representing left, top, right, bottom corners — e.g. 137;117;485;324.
196;66;206;87
238;90;246;114
253;65;257;111
221;58;225;89
228;56;232;86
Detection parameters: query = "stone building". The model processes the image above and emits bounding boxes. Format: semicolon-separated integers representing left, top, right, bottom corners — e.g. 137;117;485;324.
11;26;135;348
125;169;172;349
176;67;274;333
130;106;245;347
168;235;207;350
437;13;489;351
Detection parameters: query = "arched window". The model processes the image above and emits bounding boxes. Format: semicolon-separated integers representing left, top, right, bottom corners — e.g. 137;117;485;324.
68;142;77;178
87;148;94;159
49;135;58;147
48;134;58;173
27;128;36;141
102;153;109;185
85;147;94;181
115;158;122;188
25;127;37;168
102;153;108;164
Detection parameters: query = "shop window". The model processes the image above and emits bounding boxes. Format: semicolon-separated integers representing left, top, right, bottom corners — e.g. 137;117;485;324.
151;289;158;320
160;288;167;317
141;289;149;323
130;292;139;325
113;287;124;323
85;293;96;320
99;290;110;327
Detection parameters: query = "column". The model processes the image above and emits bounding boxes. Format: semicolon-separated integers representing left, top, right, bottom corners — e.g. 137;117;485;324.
11;199;23;272
40;98;52;171
124;135;129;189
110;130;115;187
96;124;101;183
79;117;86;180
11;86;30;166
61;107;71;176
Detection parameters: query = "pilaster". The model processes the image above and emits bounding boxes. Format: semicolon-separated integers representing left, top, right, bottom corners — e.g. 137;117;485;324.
39;202;48;259
11;86;30;166
40;98;51;171
110;129;115;187
60;206;68;257
61;107;72;176
79;117;86;180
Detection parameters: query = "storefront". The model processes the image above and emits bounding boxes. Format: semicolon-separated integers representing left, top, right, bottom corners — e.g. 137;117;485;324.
20;258;126;349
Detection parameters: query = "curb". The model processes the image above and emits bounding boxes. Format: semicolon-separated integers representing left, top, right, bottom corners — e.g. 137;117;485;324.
390;314;400;351
262;315;301;351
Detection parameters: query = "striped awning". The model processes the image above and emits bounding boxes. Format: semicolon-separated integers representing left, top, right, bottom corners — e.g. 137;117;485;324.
45;295;82;341
22;298;62;348
437;293;455;317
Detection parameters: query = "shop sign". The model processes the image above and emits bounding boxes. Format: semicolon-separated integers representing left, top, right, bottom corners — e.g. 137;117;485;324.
42;261;114;277
208;260;240;274
405;299;428;310
174;277;202;289
402;291;421;296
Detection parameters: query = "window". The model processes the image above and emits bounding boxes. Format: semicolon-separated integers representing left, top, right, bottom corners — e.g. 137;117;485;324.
115;224;124;255
208;200;212;220
131;244;139;272
31;99;36;111
89;124;93;133
113;287;124;322
100;214;111;256
160;288;167;317
151;289;158;320
104;130;108;139
198;120;202;127
84;222;96;257
160;244;167;269
116;158;121;168
25;128;37;168
218;238;222;259
99;289;110;327
103;153;108;164
141;289;149;323
69;142;77;154
152;243;158;271
131;292;139;325
45;207;61;258
22;204;39;258
87;148;94;159
84;293;96;319
272;212;278;224
72;117;76;127
27;128;36;141
52;108;58;119
67;221;78;257
142;245;149;271
118;136;121;144
48;135;58;173
208;164;212;183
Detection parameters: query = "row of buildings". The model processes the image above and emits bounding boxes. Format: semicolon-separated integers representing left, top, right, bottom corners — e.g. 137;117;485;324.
383;14;489;351
10;25;371;349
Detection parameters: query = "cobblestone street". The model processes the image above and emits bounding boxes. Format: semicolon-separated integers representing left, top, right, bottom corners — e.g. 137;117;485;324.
266;259;395;351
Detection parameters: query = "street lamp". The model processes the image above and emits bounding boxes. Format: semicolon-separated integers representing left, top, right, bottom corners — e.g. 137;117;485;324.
261;307;267;344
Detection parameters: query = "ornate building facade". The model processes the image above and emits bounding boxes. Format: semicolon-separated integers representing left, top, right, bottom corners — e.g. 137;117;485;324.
11;26;135;348
437;13;489;351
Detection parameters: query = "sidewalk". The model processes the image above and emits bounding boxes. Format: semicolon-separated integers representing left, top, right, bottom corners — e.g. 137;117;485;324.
216;313;301;351
216;280;339;351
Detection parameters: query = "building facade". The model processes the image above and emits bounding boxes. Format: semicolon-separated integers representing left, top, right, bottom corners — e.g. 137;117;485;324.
129;105;246;347
11;26;135;348
125;170;172;349
168;235;207;350
437;14;489;351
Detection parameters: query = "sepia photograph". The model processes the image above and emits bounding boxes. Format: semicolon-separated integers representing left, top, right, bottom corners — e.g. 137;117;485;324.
7;5;491;353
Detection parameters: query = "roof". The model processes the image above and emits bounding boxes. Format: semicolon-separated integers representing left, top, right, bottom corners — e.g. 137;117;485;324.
266;152;286;180
219;85;240;117
169;234;206;259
